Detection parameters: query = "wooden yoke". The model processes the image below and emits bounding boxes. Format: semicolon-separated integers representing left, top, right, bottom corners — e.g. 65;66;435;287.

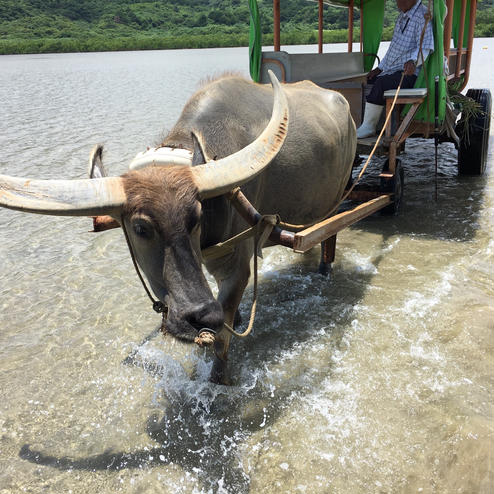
90;187;394;264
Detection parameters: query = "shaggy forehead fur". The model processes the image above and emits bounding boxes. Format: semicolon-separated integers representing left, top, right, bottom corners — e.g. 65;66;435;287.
121;166;199;225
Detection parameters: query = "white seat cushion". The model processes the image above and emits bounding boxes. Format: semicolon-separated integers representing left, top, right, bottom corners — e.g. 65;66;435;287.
383;88;428;98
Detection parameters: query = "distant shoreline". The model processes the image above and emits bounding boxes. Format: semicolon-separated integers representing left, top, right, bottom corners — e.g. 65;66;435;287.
1;32;492;56
0;34;247;56
0;29;365;56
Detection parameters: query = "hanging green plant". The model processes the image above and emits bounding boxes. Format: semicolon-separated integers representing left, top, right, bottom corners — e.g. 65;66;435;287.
448;79;484;145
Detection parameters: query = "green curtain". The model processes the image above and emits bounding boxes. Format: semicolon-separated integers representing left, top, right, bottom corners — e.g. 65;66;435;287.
407;0;446;123
249;0;262;82
360;0;385;72
452;0;471;47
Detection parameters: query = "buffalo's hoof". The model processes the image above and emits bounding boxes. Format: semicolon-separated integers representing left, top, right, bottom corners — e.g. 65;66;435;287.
210;357;231;385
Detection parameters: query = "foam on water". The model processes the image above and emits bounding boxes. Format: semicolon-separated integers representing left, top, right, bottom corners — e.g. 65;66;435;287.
402;267;453;319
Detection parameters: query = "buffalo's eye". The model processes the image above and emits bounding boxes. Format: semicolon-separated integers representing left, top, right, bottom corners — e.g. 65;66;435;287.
132;218;154;239
186;203;202;233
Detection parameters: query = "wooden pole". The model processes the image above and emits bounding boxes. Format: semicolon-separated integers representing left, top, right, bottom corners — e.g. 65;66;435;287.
360;0;363;52
443;0;454;61
348;0;354;52
274;0;281;51
461;0;477;90
455;0;467;78
319;235;337;275
92;215;120;232
293;195;392;253
318;0;323;53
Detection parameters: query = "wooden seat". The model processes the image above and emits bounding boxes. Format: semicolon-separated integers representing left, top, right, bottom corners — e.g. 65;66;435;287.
260;51;366;125
383;88;428;99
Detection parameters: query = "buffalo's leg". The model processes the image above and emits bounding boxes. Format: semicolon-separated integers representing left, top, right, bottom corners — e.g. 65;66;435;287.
210;334;232;385
319;234;337;276
234;309;242;327
208;243;251;385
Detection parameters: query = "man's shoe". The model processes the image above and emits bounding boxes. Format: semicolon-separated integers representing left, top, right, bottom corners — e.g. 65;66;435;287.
356;103;384;138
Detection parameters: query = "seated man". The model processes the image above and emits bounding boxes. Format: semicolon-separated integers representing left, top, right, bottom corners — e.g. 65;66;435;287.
357;0;434;138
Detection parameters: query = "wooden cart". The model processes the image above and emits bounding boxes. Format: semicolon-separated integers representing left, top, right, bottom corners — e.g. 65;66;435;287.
246;0;491;271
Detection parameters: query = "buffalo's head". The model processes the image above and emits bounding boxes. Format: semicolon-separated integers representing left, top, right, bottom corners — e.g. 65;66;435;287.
0;72;288;343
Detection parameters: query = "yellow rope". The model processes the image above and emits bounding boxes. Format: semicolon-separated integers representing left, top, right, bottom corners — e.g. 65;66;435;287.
221;218;264;339
278;72;406;232
213;6;434;341
217;73;412;340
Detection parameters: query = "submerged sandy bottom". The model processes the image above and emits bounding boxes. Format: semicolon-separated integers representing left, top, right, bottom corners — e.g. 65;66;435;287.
0;42;493;493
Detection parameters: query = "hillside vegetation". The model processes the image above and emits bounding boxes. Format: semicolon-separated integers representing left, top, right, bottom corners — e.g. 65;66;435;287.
0;0;492;55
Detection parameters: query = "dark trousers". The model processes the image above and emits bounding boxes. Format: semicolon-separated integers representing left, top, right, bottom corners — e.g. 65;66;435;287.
367;70;417;106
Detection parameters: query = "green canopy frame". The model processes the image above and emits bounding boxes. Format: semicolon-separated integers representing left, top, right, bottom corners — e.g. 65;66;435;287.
249;0;478;125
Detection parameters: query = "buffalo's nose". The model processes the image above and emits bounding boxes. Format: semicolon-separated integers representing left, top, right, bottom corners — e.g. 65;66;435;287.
184;300;224;333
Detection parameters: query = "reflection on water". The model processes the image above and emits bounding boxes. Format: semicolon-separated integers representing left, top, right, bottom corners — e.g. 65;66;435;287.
0;41;493;493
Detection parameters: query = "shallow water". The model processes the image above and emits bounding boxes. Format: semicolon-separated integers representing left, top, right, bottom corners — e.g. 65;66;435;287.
0;40;493;494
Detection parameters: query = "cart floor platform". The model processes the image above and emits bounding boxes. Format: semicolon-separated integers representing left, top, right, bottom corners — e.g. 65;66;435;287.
356;136;388;156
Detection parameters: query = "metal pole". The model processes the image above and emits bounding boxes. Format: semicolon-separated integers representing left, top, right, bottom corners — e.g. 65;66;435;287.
434;75;439;201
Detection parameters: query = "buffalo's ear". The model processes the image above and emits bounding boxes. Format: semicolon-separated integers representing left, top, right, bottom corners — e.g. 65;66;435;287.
191;131;211;166
88;144;108;178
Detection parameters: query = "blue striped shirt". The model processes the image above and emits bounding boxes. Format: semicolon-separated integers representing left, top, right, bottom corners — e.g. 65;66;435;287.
378;0;434;75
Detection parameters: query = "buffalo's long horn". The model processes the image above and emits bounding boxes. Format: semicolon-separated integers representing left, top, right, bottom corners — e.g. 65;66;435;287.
0;174;125;217
192;70;289;199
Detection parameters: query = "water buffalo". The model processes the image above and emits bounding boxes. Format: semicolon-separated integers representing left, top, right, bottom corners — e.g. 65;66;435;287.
0;72;356;384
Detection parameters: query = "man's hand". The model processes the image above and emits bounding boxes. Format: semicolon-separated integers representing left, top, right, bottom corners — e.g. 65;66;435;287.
403;60;416;76
367;67;382;81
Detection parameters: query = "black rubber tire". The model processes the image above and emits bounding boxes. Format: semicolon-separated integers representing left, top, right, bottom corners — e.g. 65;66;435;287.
457;88;491;175
380;159;404;215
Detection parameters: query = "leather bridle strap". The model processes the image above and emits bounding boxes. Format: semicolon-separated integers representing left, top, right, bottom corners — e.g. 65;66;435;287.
120;218;167;315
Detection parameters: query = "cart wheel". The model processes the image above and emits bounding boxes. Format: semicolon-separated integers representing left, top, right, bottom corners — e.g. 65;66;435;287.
457;88;491;175
379;159;404;215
